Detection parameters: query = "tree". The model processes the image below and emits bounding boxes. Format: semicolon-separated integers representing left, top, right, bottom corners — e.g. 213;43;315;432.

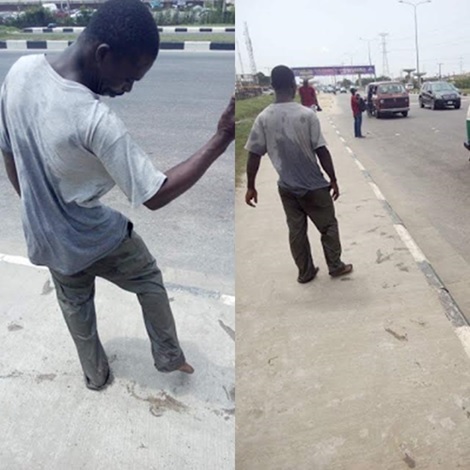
255;72;270;87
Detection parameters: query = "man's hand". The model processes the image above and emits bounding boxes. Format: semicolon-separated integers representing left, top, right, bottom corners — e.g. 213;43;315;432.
330;181;340;201
217;96;235;141
245;188;258;207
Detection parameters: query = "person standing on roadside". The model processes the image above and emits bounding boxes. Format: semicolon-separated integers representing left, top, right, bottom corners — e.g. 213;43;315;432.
350;87;365;138
244;65;352;283
0;0;234;390
299;78;322;111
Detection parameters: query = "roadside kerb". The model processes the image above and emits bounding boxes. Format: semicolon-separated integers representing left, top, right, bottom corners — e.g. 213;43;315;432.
23;26;235;34
0;40;234;51
325;111;469;330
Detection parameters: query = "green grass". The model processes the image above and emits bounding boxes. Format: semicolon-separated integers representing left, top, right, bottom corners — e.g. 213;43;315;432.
235;94;274;186
0;28;234;43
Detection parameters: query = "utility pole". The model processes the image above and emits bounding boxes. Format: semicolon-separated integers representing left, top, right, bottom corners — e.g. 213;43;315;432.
359;37;374;66
236;39;245;79
379;33;390;78
438;62;443;78
243;22;258;84
398;0;431;87
459;56;464;74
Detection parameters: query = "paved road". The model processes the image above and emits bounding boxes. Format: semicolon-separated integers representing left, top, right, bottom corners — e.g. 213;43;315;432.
327;91;470;317
0;50;235;294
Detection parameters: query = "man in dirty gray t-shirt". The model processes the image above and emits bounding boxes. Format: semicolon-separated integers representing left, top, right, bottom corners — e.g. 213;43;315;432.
0;0;234;390
244;65;352;283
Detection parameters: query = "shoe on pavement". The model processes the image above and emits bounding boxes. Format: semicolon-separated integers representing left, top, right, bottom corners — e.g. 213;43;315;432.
297;267;320;284
329;263;353;278
85;368;113;391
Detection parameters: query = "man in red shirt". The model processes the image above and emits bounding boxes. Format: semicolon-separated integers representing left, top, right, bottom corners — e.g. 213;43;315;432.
350;87;365;138
299;79;322;111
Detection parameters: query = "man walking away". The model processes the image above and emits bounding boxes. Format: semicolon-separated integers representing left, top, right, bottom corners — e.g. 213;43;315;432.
350;87;365;138
299;78;322;111
0;0;234;390
245;65;352;283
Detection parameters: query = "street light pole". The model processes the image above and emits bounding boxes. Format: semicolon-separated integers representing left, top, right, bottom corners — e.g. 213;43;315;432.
398;0;431;87
359;37;373;66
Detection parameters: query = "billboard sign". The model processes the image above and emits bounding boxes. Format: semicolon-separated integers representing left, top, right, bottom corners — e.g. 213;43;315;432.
292;65;376;77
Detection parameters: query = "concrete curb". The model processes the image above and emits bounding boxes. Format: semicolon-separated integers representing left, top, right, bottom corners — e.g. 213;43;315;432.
0;40;234;51
23;26;235;34
326;114;469;329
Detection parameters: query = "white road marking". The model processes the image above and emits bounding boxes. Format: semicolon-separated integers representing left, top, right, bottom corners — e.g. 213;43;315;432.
355;159;366;171
0;253;46;270
345;146;354;155
369;182;386;201
339;136;346;143
393;224;427;263
454;326;470;360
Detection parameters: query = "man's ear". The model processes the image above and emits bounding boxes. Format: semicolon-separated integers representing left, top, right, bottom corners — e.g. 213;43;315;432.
94;44;111;67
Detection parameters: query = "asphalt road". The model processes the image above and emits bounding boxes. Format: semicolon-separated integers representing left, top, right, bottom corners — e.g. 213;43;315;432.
0;50;235;294
328;91;470;317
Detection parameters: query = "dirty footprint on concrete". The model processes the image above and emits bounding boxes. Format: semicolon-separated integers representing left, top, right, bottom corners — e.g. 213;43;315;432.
218;319;235;341
7;323;23;332
41;279;54;295
376;249;392;264
126;382;187;417
36;373;57;383
385;328;408;342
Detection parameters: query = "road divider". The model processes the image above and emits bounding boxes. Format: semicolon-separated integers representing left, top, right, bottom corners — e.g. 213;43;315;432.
23;26;235;34
0;40;234;51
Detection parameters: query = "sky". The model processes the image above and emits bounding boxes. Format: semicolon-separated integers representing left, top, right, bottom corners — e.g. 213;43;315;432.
236;0;470;83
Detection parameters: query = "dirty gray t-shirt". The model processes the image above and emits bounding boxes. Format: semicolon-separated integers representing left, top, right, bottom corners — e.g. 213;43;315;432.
244;102;329;195
0;54;166;275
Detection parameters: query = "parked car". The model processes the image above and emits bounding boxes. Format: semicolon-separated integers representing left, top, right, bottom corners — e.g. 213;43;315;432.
419;81;461;110
366;81;410;118
339;87;347;93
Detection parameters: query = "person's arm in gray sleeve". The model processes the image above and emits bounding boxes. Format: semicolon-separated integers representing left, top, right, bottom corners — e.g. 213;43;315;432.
2;151;20;197
143;97;234;211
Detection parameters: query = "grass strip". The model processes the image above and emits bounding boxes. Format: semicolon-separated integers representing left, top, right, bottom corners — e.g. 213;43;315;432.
235;94;274;186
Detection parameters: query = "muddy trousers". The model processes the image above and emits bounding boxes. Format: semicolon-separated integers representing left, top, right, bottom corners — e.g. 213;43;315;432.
278;186;345;282
49;225;185;388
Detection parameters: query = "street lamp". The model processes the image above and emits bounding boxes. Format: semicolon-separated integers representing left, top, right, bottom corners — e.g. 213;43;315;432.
359;37;373;66
398;0;431;87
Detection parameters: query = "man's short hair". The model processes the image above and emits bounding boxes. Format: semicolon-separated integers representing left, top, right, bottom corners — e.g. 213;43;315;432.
84;0;159;60
271;65;295;91
350;88;357;94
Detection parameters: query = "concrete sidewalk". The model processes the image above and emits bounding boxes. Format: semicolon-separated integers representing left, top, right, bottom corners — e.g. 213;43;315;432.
0;261;234;469
236;99;470;469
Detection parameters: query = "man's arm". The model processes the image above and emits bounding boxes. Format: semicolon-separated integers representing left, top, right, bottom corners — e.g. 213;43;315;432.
144;97;234;211
245;152;262;207
2;150;20;197
315;145;340;200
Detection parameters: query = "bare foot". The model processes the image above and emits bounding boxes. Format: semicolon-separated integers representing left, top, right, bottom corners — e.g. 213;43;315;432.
178;362;194;374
